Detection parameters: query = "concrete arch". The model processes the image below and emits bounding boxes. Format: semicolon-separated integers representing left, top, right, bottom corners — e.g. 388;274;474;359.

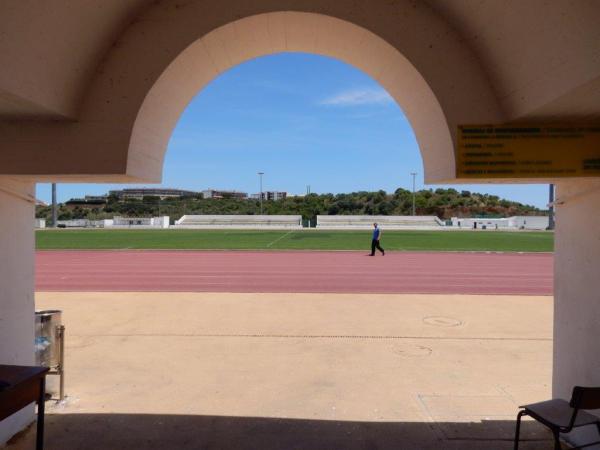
126;11;502;184
0;1;503;183
3;3;600;447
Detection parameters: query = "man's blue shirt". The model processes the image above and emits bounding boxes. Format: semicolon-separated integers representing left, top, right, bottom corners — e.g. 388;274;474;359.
372;227;380;240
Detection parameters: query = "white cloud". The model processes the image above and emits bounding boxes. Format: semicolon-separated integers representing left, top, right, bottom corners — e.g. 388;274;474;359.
319;87;394;106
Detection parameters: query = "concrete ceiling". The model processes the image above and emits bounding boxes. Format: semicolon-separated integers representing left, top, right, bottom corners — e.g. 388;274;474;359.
0;0;598;122
0;0;598;185
427;0;600;121
0;0;147;119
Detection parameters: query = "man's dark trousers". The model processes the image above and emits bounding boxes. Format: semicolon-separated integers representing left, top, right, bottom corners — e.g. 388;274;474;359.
371;239;384;255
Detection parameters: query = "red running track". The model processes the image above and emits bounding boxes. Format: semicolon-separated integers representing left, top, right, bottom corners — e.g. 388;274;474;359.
36;250;553;295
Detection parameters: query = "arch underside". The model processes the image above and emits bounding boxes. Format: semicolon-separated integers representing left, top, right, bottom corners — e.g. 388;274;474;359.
129;12;492;185
0;3;505;184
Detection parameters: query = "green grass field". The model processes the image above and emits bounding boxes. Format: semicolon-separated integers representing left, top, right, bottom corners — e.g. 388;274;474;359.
36;229;554;252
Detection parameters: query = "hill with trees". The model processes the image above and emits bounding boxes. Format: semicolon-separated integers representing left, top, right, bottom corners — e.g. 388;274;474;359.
36;188;547;224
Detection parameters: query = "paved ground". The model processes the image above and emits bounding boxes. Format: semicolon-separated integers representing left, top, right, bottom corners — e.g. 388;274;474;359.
36;250;553;295
10;292;556;449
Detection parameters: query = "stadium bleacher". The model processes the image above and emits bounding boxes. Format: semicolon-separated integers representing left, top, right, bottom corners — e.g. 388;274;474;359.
316;215;444;229
174;215;303;229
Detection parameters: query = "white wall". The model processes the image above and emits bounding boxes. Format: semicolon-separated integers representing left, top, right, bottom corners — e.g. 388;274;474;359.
511;216;549;230
153;216;169;228
317;215;444;229
553;179;600;448
175;215;302;228
0;178;36;444
451;217;511;228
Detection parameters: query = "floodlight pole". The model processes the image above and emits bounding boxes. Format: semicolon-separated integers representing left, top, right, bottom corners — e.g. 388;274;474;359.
548;184;555;230
51;183;58;227
258;172;264;215
410;172;417;216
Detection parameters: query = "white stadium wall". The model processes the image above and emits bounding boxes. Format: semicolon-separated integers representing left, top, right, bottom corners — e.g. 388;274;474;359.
112;216;170;228
450;216;549;230
510;216;550;230
54;216;169;229
175;215;303;229
316;215;444;229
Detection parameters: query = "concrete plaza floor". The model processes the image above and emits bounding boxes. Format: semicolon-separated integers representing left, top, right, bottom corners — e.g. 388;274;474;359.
10;292;557;449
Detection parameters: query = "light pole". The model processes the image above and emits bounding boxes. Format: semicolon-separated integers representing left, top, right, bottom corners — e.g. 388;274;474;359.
410;172;417;216
548;184;555;230
258;172;264;214
51;183;58;227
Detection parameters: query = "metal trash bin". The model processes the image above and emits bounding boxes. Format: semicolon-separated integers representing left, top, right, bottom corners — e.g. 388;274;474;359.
35;310;65;400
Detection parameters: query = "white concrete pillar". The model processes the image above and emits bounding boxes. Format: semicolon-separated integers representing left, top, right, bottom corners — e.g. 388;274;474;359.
553;179;600;447
0;178;36;444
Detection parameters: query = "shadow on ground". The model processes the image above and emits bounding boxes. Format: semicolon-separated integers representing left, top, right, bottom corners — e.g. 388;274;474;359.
8;413;558;450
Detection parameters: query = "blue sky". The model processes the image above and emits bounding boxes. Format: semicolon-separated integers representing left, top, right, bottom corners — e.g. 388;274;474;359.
37;53;549;208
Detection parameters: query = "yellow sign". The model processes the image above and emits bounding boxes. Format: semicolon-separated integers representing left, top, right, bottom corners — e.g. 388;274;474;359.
456;125;600;179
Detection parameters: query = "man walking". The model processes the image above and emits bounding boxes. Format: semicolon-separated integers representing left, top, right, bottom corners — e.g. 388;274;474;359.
370;222;385;256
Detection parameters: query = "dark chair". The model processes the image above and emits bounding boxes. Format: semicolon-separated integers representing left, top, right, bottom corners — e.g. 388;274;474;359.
514;386;600;449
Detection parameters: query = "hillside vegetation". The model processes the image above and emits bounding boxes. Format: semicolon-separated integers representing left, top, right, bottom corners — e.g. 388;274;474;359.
36;188;546;223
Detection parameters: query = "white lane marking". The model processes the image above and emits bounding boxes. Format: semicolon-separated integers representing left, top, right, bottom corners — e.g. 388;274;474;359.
266;230;294;248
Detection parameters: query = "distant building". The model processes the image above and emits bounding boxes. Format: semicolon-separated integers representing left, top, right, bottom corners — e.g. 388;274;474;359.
251;191;287;201
85;195;108;202
108;188;198;200
202;189;247;199
64;196;108;209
